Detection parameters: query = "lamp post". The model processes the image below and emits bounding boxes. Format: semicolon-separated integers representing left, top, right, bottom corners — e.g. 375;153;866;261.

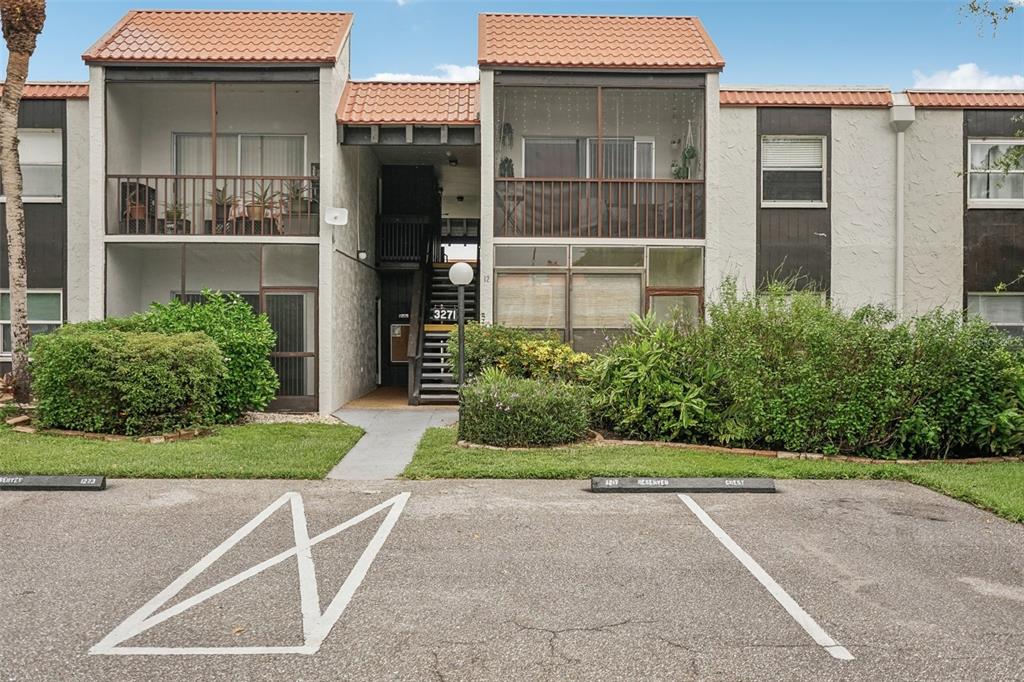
448;262;475;387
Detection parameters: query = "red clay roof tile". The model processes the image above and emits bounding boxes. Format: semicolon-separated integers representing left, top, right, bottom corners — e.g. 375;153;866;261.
83;11;352;65
0;83;88;99
906;91;1024;108
337;81;479;125
720;88;892;107
478;14;724;70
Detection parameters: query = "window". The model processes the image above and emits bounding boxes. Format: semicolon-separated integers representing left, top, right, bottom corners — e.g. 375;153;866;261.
0;129;62;201
0;290;62;356
522;138;581;177
968;294;1024;337
968;139;1024;208
173;133;306;177
493;244;704;350
761;135;827;207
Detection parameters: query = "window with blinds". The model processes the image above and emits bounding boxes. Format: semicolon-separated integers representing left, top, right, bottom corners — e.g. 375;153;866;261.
0;129;62;200
761;135;827;206
968;294;1024;337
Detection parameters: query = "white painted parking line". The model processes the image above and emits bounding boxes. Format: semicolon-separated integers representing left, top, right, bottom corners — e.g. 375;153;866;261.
90;491;409;656
677;494;854;661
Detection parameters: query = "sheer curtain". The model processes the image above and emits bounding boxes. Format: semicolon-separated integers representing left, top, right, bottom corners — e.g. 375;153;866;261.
239;135;305;176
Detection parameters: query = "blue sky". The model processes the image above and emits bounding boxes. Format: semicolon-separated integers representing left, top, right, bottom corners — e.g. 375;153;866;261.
5;0;1023;89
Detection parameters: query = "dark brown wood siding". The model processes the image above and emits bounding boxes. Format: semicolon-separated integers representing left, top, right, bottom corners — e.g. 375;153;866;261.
964;109;1024;295
756;107;831;292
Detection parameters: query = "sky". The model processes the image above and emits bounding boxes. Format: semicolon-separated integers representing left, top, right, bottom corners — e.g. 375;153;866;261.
2;0;1022;90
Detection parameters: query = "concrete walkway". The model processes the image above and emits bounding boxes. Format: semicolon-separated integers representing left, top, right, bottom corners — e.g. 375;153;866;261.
326;406;457;480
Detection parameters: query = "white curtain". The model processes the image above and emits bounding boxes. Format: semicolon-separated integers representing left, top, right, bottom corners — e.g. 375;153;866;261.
239;135;304;176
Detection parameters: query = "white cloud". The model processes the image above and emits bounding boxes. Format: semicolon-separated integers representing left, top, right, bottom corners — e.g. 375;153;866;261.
368;64;479;82
912;63;1024;89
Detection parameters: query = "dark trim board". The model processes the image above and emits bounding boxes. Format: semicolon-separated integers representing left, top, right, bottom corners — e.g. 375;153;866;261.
105;66;320;83
963;109;1024;297
493;70;707;88
755;107;832;293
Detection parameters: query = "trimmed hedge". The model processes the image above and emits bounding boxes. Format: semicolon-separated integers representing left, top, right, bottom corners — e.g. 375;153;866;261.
458;368;590;447
32;329;223;435
66;292;279;421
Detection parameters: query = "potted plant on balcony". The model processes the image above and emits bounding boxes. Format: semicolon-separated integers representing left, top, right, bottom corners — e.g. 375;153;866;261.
163;201;189;234
124;186;149;220
498;157;515;178
247;183;281;222
284;180;309;215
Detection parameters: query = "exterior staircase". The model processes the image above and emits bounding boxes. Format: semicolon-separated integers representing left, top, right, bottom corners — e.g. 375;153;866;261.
418;262;477;405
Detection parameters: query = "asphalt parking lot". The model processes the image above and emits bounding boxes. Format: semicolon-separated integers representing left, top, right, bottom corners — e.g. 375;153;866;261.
1;478;1023;681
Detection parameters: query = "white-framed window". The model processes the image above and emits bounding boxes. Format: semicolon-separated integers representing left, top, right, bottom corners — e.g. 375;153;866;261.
520;137;655;180
0;129;62;202
173;133;307;177
967;138;1024;209
968;293;1024;337
761;135;827;208
0;289;63;357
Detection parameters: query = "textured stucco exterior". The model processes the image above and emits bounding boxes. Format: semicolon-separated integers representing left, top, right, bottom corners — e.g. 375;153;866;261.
65;99;90;323
330;145;380;409
830;108;897;312
712;105;757;297
903;109;964;314
478;69;495;324
318;39;351;413
87;65;106;320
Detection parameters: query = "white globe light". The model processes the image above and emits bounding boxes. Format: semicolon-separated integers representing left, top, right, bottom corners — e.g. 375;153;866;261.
448;261;474;286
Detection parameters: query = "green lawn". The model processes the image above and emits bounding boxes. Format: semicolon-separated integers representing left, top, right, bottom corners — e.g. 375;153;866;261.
405;427;1024;523
0;422;363;479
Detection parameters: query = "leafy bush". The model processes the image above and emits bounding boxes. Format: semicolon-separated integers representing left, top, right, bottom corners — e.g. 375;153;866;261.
586;315;707;442
587;282;1024;459
449;322;591;381
32;329;223;435
142;293;278;420
459;368;590;447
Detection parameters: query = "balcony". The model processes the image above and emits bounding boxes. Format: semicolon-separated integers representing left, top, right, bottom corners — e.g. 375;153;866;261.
107;174;319;236
495;178;703;239
104;80;321;238
493;83;706;240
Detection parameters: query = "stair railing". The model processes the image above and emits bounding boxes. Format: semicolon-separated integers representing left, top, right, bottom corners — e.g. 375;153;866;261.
406;259;432;406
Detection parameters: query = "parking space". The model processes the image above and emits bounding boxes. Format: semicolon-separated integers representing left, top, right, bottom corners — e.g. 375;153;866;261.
1;479;1022;680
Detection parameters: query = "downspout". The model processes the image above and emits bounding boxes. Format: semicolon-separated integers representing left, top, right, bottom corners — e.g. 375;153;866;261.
889;94;915;318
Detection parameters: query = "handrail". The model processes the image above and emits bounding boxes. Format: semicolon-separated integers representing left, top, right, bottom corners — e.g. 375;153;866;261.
406;263;430;405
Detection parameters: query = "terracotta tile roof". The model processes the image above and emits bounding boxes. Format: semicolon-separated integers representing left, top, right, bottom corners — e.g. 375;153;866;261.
83;10;352;65
478;13;724;70
337;81;479;125
905;91;1024;108
720;88;892;107
0;82;88;99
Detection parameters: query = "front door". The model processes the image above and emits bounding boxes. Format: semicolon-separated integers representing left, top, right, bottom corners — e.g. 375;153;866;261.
263;288;318;411
379;271;414;387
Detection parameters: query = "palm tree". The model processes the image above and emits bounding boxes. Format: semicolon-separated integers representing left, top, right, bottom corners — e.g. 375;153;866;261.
0;0;45;402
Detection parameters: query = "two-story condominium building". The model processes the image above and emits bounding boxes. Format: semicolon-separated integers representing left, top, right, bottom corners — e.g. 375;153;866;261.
1;10;1021;412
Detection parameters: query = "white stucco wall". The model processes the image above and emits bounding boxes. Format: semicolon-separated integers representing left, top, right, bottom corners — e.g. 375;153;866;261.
903;109;964;314
479;69;495;323
830;108;897;312
87;65;106;320
330;145;380;408
711;105;757;297
65;99;90;323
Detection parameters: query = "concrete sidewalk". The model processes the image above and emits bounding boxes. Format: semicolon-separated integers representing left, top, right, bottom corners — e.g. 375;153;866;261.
327;407;456;480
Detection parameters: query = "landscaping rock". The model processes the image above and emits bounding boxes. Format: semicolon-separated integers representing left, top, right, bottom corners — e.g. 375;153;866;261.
5;414;31;427
12;426;36;434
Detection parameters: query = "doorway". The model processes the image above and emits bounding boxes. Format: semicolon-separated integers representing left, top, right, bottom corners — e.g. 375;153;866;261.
264;287;318;411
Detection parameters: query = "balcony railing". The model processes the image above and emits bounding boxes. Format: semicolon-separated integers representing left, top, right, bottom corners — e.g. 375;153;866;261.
495;178;704;240
107;175;320;236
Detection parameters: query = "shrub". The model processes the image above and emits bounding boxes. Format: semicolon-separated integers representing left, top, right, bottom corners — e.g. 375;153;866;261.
449;322;591;382
458;368;590;447
140;292;278;421
31;329;223;435
586;315;707;442
587;281;1024;459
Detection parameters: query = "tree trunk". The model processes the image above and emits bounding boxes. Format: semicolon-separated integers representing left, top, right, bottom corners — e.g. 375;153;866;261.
0;49;31;402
